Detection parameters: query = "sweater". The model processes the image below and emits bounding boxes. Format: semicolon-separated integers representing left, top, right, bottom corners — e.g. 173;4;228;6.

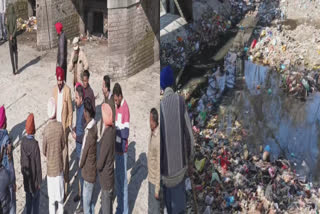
80;120;98;183
20;136;42;193
97;125;115;190
115;99;130;153
43;120;65;177
160;87;194;188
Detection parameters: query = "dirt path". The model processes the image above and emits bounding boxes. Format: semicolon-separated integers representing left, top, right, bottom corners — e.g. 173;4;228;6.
0;38;160;214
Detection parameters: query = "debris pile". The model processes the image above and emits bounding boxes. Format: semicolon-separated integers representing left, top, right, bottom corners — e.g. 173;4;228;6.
186;110;320;213
17;16;37;32
160;0;248;70
246;25;320;99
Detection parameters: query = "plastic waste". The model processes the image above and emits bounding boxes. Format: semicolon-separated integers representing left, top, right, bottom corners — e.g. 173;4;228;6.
185;178;192;191
225;196;235;207
210;172;221;184
205;195;214;205
268;167;276;178
268;88;272;95
263;145;271;161
251;39;257;49
203;206;211;214
195;158;206;172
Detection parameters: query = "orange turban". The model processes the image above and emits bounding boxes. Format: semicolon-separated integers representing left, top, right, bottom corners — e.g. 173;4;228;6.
26;113;35;135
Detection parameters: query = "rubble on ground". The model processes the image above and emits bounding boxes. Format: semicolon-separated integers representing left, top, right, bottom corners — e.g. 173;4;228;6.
246;24;320;99
186;103;320;213
17;16;37;32
160;0;250;71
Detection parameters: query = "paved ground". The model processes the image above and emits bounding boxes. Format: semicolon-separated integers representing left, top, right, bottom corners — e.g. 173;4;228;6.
0;35;160;214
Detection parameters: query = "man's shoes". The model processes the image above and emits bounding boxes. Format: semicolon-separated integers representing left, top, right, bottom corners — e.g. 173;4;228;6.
73;194;81;202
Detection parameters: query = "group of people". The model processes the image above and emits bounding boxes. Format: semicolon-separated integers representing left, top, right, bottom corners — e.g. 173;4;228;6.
0;21;160;214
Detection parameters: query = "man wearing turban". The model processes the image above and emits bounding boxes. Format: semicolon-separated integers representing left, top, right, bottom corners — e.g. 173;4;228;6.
20;113;42;214
55;22;67;81
160;65;194;214
53;66;73;199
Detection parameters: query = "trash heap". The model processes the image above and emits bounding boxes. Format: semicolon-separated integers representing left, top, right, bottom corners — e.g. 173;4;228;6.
246;24;320;99
186;112;320;213
160;0;248;70
17;16;37;32
193;52;237;127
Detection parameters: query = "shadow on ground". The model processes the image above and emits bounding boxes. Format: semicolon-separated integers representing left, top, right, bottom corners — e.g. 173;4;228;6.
17;56;41;75
128;152;148;213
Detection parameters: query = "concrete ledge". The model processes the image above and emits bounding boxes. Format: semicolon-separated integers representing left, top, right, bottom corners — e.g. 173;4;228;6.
107;0;139;9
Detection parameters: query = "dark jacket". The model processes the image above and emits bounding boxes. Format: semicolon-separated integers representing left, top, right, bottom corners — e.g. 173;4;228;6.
20;136;42;193
84;85;96;112
6;4;16;39
57;31;67;71
80;120;98;183
160;87;194;188
97;126;115;190
0;165;11;214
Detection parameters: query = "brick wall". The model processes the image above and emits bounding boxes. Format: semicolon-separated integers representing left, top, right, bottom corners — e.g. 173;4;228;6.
7;0;28;19
37;0;79;50
106;0;159;79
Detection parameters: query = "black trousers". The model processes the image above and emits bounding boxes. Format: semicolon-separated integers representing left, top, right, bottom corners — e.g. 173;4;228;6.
9;38;18;73
101;189;113;214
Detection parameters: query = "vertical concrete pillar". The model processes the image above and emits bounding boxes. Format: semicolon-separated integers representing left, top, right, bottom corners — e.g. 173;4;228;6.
169;0;175;14
87;11;94;35
79;0;85;35
160;0;166;14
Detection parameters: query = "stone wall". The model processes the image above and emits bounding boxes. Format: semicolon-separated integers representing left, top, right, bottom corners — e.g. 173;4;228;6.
36;0;79;50
106;0;160;79
7;0;28;19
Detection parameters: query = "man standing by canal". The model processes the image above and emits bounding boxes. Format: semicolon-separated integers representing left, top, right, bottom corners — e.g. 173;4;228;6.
113;83;130;214
53;66;73;199
6;3;18;75
160;66;194;214
55;22;67;81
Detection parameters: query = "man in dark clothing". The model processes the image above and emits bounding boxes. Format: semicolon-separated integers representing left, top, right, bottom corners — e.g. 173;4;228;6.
160;66;194;214
97;103;115;214
0;146;11;214
6;4;18;75
82;70;95;112
20;113;42;214
55;22;67;81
